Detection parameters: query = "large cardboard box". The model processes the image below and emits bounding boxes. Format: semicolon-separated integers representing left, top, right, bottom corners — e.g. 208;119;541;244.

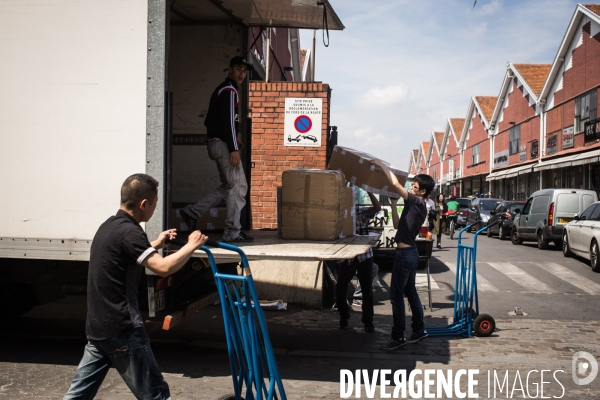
281;169;345;240
340;187;355;238
169;207;227;231
327;145;408;198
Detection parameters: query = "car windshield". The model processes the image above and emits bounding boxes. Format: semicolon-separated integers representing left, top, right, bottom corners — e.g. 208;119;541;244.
457;199;471;208
480;200;500;210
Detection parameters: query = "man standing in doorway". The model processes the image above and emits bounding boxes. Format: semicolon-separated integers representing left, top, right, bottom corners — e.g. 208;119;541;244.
180;56;254;242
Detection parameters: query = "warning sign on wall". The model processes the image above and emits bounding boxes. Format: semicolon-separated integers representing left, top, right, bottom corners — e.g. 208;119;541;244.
284;98;322;147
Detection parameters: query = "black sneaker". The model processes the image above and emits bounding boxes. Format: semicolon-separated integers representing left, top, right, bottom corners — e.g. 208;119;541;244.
380;338;407;351
407;330;428;344
179;209;197;231
339;312;350;329
224;232;254;242
363;323;375;333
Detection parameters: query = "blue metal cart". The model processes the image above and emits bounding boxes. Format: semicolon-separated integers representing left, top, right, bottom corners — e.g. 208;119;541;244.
427;223;496;338
200;239;287;400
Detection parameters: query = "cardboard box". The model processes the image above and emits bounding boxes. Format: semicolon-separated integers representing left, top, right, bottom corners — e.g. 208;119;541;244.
327;145;408;198
340;187;355;238
281;169;345;240
169;207;227;231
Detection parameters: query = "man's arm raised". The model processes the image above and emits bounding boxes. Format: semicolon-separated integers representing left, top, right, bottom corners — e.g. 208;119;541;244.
143;230;208;278
372;160;408;200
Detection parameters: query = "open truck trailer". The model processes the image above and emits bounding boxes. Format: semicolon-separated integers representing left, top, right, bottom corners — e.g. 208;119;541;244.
0;0;381;325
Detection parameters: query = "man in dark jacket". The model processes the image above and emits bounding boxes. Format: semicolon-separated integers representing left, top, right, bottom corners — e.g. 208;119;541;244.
180;56;254;242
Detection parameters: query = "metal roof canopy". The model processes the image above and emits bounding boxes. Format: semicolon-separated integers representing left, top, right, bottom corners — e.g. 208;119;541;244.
171;0;344;30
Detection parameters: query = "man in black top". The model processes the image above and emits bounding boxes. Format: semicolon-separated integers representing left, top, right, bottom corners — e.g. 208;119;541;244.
180;56;254;243
372;161;435;352
64;174;207;400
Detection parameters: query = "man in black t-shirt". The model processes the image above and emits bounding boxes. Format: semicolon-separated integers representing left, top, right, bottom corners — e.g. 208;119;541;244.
371;161;435;352
64;174;207;400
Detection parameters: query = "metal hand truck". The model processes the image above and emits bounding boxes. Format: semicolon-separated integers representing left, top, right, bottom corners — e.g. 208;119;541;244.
427;222;496;338
196;239;287;400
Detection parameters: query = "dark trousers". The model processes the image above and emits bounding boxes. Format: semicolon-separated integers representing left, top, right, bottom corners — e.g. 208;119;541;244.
335;256;374;325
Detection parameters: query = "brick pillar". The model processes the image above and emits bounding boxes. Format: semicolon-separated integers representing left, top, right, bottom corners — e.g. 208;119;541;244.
248;82;330;229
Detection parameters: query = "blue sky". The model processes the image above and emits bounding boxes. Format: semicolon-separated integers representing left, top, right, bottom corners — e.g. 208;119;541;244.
299;0;582;171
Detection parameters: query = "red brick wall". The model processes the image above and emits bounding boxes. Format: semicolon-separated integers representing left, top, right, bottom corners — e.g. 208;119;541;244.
248;82;330;229
444;133;461;176
463;111;490;177
429;147;441;180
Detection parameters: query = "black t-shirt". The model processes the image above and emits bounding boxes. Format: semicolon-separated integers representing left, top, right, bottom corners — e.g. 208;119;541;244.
394;193;427;247
86;210;156;340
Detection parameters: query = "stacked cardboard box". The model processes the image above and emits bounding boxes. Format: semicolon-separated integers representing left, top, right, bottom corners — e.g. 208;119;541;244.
327;145;408;198
169;207;227;231
281;169;345;240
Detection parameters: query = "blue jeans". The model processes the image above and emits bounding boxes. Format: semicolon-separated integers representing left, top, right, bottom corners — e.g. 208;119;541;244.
64;328;170;400
390;247;424;341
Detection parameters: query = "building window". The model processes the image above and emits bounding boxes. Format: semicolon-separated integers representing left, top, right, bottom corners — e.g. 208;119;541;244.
575;90;598;134
472;144;480;165
509;125;520;155
530;140;538;159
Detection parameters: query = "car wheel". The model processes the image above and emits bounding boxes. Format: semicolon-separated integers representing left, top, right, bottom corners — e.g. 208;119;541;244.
537;230;549;250
487;226;492;237
562;232;572;258
498;226;505;240
511;228;523;245
591;240;600;272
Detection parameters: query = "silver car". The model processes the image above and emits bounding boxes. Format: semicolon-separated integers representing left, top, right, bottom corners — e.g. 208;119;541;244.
563;201;600;272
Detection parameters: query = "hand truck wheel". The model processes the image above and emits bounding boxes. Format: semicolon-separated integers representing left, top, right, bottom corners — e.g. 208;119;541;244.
473;313;495;337
216;395;244;400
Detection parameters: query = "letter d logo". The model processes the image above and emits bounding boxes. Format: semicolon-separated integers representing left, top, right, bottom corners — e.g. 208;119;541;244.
572;351;598;385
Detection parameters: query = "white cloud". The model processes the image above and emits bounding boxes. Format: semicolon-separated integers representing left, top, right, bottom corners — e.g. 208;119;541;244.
458;21;488;38
361;83;410;106
474;0;502;16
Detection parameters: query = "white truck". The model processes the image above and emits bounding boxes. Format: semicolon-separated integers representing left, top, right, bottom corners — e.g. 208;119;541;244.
0;0;367;322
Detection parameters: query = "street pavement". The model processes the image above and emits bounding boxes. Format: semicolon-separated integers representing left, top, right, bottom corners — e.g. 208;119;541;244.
1;233;599;399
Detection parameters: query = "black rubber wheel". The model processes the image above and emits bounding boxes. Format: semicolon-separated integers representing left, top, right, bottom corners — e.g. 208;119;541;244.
473;313;495;337
487;227;492;237
537;230;549;250
591;240;600;273
511;229;523;245
498;225;506;240
563;232;572;258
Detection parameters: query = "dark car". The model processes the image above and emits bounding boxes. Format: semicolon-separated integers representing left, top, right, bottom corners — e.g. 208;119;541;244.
486;201;525;240
466;198;502;232
453;197;473;228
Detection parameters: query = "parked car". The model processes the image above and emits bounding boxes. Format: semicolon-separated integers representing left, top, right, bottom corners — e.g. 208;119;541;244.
486;201;525;240
562;201;600;272
466;198;502;232
452;197;473;228
511;188;598;249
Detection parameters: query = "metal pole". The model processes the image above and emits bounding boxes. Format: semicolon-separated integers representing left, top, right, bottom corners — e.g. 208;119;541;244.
312;29;316;81
265;28;270;83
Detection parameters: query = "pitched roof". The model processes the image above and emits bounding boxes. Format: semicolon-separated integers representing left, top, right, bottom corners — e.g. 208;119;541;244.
300;49;307;70
584;4;600;15
421;142;429;162
475;96;497;122
413;149;419;161
450;118;465;141
434;131;444;150
513;64;552;97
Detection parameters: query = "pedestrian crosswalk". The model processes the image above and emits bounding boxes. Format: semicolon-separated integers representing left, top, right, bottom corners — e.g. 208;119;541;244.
415;261;600;295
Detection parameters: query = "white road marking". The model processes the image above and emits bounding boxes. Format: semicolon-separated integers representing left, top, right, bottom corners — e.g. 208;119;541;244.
541;262;600;295
415;272;440;289
488;262;555;294
445;262;499;292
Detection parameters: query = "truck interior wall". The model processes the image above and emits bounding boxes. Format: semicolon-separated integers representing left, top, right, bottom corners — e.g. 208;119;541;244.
0;0;149;244
168;24;245;204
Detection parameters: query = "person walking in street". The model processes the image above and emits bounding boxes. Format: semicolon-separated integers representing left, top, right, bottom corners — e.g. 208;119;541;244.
179;56;254;242
64;174;208;400
372;160;435;351
336;189;380;333
432;193;448;249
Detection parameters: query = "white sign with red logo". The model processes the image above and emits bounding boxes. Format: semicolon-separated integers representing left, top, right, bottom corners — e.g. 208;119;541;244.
563;126;574;149
284;98;322;147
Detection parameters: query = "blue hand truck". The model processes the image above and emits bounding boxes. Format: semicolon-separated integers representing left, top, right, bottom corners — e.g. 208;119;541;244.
427;222;496;338
189;239;287;400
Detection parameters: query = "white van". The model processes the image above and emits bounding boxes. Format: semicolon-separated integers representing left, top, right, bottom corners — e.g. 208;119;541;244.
511;188;598;249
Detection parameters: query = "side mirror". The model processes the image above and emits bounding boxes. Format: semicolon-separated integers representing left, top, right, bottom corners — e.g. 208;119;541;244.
573;214;580;221
490;211;495;216
514;209;521;214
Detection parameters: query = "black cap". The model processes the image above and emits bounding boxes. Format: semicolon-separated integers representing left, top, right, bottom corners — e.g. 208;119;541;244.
224;56;254;72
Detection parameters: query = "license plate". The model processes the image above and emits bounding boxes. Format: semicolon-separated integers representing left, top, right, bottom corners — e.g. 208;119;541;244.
557;218;572;225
